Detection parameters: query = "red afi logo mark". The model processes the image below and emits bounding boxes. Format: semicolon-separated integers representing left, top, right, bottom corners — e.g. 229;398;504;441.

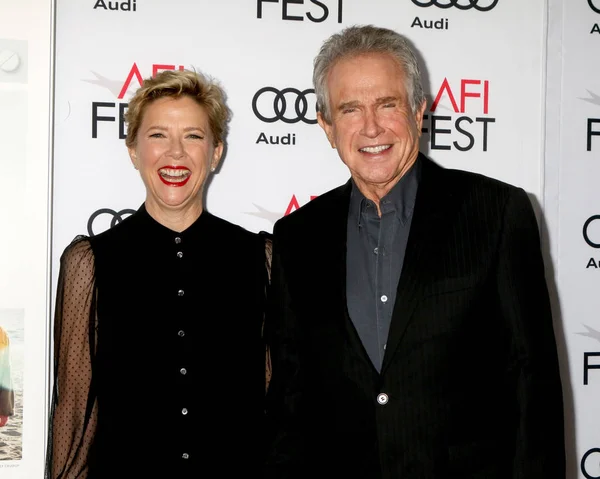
118;63;185;99
430;78;489;114
285;194;318;215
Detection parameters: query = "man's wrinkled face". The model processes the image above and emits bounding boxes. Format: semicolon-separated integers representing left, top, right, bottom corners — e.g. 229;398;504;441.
318;52;425;196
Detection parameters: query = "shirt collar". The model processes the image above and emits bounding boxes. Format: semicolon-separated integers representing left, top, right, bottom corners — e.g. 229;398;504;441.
348;156;421;227
137;202;215;242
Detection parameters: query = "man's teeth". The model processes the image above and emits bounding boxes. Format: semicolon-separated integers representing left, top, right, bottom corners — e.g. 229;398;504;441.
159;168;190;180
360;145;391;153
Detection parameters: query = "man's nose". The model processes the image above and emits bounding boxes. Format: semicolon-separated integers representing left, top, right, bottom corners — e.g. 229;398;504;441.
361;109;384;138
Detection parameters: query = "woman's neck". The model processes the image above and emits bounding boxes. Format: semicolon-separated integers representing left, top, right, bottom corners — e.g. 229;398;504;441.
145;199;203;233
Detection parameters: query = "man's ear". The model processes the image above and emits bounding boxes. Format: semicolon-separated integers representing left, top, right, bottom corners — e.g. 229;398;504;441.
317;111;336;149
415;99;427;136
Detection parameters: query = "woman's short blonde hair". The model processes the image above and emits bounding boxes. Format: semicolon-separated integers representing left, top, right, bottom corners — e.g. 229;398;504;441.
124;69;231;148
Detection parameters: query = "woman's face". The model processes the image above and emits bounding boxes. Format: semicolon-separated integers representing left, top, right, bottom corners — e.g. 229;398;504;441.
128;95;222;217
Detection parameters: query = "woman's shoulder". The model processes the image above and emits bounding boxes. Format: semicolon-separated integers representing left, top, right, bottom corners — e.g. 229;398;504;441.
61;235;93;261
207;213;261;242
59;235;96;276
207;213;272;255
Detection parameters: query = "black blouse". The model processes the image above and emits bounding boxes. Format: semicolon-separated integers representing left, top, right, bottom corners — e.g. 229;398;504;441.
47;204;271;478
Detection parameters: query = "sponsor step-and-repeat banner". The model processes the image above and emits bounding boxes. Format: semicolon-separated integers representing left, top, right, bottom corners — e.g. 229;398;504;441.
45;1;597;479
52;0;546;276
547;1;600;477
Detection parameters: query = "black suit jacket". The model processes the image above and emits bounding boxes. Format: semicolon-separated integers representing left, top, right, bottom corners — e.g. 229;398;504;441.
264;155;565;479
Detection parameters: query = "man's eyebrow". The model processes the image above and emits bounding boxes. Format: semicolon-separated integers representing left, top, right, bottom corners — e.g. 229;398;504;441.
337;100;361;112
336;97;401;112
375;96;400;105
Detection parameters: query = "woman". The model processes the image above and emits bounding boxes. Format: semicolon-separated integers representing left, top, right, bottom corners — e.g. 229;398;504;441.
47;70;272;478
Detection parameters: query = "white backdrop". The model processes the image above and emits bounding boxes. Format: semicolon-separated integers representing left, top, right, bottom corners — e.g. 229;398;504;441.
51;0;547;272
545;1;600;478
45;0;597;478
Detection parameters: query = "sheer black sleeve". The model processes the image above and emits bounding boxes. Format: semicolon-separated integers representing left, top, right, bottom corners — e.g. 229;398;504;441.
46;237;98;479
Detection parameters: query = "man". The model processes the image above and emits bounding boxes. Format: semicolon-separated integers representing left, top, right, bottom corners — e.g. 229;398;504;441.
264;25;565;478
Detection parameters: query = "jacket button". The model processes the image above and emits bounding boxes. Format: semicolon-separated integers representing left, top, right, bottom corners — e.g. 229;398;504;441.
377;393;389;405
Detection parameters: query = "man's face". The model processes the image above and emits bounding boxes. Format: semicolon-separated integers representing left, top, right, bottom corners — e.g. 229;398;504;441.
318;52;426;196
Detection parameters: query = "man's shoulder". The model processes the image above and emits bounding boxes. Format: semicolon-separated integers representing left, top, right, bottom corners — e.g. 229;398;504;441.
427;158;523;200
434;160;516;188
273;181;350;233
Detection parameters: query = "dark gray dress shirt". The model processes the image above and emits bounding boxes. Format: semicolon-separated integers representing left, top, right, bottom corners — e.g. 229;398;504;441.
346;159;420;371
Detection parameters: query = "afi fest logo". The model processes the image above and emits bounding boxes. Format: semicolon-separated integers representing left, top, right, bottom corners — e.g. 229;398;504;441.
423;77;495;152
577;319;600;479
256;0;343;23
580;90;600;151
253;87;317;146
246;194;318;225
411;0;498;11
86;62;185;139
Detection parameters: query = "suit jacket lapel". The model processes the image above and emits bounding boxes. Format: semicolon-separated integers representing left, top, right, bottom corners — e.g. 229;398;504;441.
324;181;352;319
381;155;456;375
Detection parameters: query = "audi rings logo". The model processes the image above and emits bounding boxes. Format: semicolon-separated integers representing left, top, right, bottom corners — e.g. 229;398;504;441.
252;87;317;124
581;448;600;479
584;216;600;248
590;0;600;14
87;208;135;236
411;0;499;11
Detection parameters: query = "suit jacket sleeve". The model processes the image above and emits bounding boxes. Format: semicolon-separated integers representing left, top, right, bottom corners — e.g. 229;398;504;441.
264;224;305;478
496;188;565;477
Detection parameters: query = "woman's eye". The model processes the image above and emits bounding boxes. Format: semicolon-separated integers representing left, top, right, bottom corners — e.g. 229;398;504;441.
187;134;204;140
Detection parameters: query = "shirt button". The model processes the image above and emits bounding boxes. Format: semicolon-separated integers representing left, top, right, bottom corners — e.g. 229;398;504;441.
175;237;182;244
178;289;185;297
180;368;187;375
177;251;183;258
373;247;379;255
377;393;389;405
181;408;188;415
178;330;185;337
182;453;189;460
381;295;388;303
